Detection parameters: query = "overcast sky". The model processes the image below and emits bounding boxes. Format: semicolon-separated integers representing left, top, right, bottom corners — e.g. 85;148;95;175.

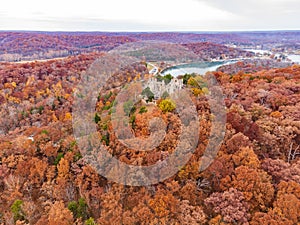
0;0;299;31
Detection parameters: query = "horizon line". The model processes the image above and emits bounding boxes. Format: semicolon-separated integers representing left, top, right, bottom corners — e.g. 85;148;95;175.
1;29;300;33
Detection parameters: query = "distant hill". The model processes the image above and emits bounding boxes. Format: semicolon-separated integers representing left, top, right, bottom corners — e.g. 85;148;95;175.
1;31;299;62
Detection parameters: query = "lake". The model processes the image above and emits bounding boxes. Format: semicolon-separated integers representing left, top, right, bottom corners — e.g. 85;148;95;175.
245;49;300;64
288;54;300;64
161;60;237;77
244;49;271;55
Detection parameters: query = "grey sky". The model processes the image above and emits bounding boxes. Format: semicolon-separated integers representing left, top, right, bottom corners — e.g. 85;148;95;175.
0;0;299;31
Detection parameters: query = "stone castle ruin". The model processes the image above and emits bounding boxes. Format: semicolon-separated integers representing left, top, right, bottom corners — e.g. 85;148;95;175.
143;77;184;99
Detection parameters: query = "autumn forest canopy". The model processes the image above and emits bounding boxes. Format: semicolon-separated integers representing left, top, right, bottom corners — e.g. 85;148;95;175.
0;31;300;225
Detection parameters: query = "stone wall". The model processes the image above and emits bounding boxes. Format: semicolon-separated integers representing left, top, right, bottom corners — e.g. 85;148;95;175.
144;77;183;99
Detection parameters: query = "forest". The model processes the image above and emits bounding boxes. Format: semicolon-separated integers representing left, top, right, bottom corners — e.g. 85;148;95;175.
1;31;300;62
0;42;299;224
